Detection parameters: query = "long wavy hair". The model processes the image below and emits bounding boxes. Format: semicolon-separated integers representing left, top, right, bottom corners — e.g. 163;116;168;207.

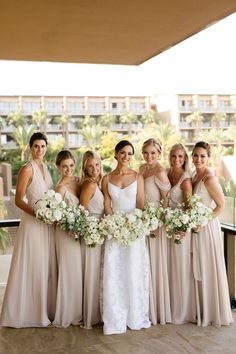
169;143;190;172
80;150;102;185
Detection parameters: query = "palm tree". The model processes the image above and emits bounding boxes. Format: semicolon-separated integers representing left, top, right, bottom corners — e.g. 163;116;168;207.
225;125;236;156
186;110;204;136
99;113;116;131
81;124;103;150
53;114;70;148
11;125;35;161
7;111;26;127
211;112;227;128
32;110;48;133
0;116;4;148
141;109;159;125
120;112;138;137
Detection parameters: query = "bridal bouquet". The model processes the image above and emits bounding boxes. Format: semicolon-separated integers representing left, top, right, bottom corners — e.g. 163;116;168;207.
35;189;67;224
99;208;150;246
142;201;164;237
58;204;89;240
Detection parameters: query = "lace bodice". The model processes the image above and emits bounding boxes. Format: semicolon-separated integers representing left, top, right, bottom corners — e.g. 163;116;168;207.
144;175;171;205
169;171;190;208
108;181;137;213
26;160;53;209
87;185;104;218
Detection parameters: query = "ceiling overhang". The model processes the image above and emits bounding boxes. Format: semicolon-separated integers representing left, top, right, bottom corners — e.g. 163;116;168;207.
1;0;236;65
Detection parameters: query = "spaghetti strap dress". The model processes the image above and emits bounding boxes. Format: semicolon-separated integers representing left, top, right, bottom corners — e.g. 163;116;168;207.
0;160;57;328
144;175;171;325
81;185;104;329
168;171;196;324
53;190;83;327
192;174;233;326
102;180;151;335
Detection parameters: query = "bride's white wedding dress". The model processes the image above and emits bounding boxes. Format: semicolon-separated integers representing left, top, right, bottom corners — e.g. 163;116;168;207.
102;180;151;335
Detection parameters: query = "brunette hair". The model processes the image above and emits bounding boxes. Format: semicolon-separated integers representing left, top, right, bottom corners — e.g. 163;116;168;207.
169;143;190;172
142;138;162;154
192;141;211;157
29;132;48;147
80;150;102;184
115;140;134;155
56;150;75;167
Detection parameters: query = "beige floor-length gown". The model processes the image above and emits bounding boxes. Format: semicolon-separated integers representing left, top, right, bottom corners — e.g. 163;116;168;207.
81;185;104;329
192;174;233;326
53;191;83;327
0;160;57;328
168;171;196;324
144;175;171;325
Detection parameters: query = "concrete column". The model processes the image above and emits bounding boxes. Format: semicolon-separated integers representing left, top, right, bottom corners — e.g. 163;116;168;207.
1;163;12;196
226;232;236;305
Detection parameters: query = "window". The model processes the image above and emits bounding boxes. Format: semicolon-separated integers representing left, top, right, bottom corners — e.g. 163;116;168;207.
67;102;84;114
0;102;18;114
45;102;63;114
22;102;41;115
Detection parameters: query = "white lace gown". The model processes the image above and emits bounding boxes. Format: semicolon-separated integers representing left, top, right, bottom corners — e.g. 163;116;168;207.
102;181;151;335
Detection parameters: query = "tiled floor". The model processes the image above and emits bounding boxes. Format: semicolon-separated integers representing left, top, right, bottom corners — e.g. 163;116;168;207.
0;284;236;354
1;256;236;354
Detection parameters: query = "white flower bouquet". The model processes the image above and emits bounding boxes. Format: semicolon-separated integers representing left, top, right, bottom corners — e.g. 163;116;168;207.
58;204;89;241
35;189;67;224
188;194;213;234
98;208;150;246
80;215;104;247
164;194;213;244
142;201;164;237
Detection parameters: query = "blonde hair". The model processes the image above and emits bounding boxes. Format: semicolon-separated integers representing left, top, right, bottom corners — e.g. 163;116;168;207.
80;150;102;184
142;138;162;154
169;143;190;172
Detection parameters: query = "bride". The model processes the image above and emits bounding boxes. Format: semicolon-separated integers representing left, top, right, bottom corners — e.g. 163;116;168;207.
101;140;151;335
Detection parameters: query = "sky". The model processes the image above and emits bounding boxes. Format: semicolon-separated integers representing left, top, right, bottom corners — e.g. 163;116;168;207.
0;11;236;97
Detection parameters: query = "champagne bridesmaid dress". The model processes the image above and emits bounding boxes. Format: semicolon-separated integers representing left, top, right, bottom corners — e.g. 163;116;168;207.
144;175;171;325
0;160;57;327
168;171;196;324
53;191;83;327
81;185;104;329
192;174;233;326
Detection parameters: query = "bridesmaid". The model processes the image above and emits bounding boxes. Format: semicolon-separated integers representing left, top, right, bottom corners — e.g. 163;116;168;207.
53;150;83;327
0;132;57;327
79;150;104;329
139;138;171;325
167;143;196;324
192;141;233;326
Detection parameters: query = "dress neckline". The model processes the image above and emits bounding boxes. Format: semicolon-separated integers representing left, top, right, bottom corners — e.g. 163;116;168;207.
108;180;136;190
32;160;46;181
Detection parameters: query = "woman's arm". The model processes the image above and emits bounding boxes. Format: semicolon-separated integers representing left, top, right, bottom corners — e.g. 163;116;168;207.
101;175;113;215
136;174;145;210
15;164;35;216
204;175;224;218
180;178;192;208
156;168;170;208
80;181;96;208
